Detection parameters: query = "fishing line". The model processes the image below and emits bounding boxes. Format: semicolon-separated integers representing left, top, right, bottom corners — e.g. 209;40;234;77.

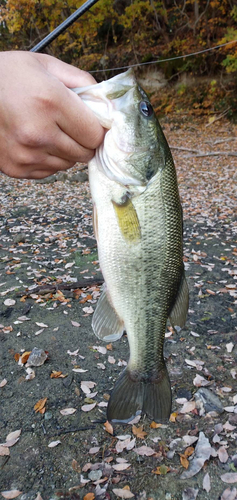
90;39;237;73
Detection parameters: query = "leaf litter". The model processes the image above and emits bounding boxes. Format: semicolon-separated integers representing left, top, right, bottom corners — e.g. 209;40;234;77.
0;114;236;499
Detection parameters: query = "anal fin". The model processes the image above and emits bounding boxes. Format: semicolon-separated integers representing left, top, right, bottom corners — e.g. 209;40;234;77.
92;286;124;342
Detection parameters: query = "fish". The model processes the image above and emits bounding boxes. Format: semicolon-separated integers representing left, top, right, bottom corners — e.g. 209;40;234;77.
73;69;189;423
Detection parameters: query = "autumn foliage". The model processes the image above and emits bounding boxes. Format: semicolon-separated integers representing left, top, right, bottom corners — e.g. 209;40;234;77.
0;0;236;78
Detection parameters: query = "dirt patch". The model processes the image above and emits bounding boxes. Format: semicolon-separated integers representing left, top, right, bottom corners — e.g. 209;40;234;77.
0;116;237;500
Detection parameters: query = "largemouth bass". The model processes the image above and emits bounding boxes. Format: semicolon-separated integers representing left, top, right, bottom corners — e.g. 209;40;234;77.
74;70;189;423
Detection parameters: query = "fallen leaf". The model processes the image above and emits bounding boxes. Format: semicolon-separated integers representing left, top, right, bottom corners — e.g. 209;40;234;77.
0;446;10;456
180;432;216;479
6;429;21;443
193;374;210;387
112;488;134;499
0;379;7;388
108;355;116;364
218;446;229;463
1;491;22;499
169;412;178;422
72;459;81;473
34;494;43;500
48;440;61;448
220;487;237;500
203;472;211;492
4;299;16;307
20;351;31;364
180;455;190;469
182;488;199;500
81;381;96;394
60;408;77;415
220;473;237;484
116;437;132;453
152;465;170;475
71;321;81;327
132;425;147;439
35;322;48;328
81;403;96;412
150;421;162;429
34;398;47;414
226;342;234;353
104;420;113;435
112;463;131;471
83;306;94;314
50;371;67;378
180;401;196;414
83;493;95;500
89;446;100;454
134;445;156;456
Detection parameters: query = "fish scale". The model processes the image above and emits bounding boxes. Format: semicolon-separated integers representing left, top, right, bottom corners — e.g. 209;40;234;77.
75;69;189;423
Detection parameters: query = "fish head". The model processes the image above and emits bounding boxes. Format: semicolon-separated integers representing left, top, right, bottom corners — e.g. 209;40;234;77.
73;69;166;188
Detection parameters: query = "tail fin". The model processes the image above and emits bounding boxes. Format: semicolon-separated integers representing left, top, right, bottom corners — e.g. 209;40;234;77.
107;366;172;424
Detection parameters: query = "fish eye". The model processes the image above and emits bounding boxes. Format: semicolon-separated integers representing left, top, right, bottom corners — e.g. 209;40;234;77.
139;101;153;118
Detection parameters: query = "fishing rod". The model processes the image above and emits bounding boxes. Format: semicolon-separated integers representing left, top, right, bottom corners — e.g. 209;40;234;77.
30;0;100;53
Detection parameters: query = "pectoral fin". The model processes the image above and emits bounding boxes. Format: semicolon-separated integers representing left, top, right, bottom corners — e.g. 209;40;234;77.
169;269;189;330
92;286;125;342
112;197;141;244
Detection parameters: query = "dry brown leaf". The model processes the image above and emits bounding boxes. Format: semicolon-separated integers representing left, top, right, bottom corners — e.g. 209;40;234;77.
1;491;22;499
83;494;95;500
152;465;170;475
104;420;114;435
185;446;195;458
180;454;190;469
0;378;7;388
169;412;178;422
72;459;81;473
106;343;113;350
20;351;31;364
150;421;162;429
50;371;67;379
132;425;147;439
34;397;47;413
14;353;20;362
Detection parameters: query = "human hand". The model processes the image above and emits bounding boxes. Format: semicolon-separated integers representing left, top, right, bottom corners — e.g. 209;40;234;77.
0;51;104;179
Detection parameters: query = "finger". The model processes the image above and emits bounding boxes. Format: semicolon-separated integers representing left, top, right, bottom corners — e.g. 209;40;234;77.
46;127;96;163
4;155;75;180
54;86;105;150
35;53;97;87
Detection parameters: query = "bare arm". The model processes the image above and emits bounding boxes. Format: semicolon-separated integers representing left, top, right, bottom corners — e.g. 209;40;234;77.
0;51;104;179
